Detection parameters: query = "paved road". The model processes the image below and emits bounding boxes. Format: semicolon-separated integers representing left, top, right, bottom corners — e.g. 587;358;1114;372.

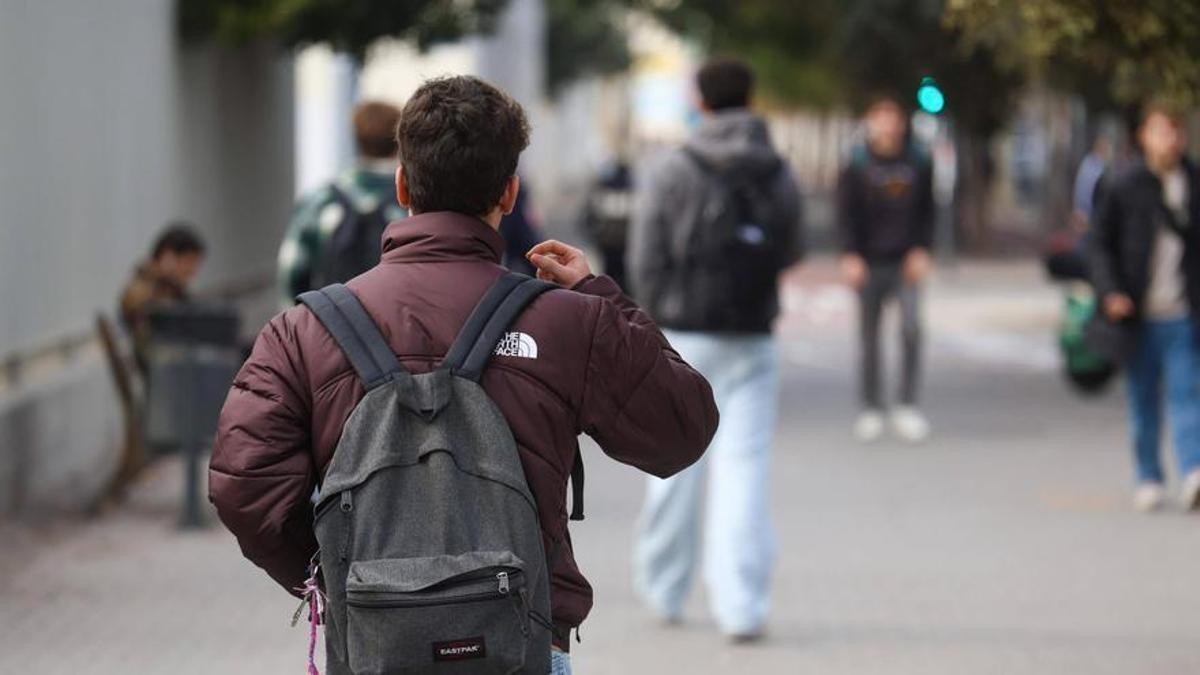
3;260;1198;674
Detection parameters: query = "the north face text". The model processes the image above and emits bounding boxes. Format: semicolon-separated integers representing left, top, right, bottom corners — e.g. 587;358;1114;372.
432;636;487;662
494;331;538;359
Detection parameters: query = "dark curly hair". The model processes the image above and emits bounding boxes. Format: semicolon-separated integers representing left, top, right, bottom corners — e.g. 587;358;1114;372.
396;76;531;216
151;222;205;260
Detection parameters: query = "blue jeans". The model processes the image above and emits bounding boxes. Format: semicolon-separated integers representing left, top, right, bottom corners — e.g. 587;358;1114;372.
550;649;571;675
634;331;779;635
1126;317;1200;483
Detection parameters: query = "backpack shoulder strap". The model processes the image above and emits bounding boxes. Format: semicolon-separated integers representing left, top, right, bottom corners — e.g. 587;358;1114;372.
325;183;358;222
442;273;556;382
297;284;405;389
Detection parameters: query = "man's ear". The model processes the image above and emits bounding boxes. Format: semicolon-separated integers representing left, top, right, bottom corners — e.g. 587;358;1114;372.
396;166;412;209
499;175;520;216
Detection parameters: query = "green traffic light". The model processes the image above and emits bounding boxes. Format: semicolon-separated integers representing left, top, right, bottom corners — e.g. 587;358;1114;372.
917;77;945;114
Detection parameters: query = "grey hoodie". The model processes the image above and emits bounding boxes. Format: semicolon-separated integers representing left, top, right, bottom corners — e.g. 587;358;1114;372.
628;109;804;333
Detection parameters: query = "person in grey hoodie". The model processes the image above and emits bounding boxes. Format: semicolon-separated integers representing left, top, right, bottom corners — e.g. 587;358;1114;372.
627;57;804;641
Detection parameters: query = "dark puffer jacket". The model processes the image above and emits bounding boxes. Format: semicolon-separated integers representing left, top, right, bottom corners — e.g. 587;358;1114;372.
209;211;718;649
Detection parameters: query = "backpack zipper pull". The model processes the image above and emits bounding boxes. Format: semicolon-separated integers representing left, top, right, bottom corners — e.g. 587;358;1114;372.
497;571;510;595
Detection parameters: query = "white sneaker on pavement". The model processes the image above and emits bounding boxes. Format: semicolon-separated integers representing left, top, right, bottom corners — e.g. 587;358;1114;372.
1181;471;1200;512
1134;482;1166;513
891;407;931;443
853;410;886;443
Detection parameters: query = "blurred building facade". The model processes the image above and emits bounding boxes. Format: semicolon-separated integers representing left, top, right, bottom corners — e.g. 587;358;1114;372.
0;0;294;515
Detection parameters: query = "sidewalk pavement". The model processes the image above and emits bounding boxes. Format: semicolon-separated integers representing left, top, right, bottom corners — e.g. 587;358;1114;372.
3;258;1198;674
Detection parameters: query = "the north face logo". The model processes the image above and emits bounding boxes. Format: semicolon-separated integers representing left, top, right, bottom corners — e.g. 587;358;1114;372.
494;332;538;359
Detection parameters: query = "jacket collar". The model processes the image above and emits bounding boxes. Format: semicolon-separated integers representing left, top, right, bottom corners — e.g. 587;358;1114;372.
381;211;505;264
1130;156;1198;186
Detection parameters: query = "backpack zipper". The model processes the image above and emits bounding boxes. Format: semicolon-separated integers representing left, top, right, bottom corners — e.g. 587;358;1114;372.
348;570;522;609
349;590;508;609
339;492;353;561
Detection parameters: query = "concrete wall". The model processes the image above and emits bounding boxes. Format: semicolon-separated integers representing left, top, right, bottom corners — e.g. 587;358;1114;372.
0;0;295;515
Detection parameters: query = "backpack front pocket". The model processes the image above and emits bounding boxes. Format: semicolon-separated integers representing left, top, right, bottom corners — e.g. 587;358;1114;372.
344;552;530;674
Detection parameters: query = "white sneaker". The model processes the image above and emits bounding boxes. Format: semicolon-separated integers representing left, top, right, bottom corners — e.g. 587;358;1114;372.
1134;483;1166;513
891;407;931;443
853;410;886;443
1181;471;1200;512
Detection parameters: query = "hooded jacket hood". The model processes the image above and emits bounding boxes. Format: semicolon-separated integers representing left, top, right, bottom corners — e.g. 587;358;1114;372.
685;108;781;177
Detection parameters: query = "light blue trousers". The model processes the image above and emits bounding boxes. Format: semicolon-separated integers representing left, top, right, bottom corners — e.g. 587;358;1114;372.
634;331;780;635
550;650;571;675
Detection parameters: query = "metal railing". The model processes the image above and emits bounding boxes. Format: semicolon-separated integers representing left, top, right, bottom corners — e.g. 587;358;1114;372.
0;266;274;396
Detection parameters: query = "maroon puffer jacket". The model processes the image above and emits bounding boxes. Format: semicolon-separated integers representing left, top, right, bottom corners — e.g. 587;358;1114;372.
209;211;718;648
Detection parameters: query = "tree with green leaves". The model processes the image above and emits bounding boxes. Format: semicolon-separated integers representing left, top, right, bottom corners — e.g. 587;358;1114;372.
180;0;633;99
178;0;509;60
646;0;1022;248
545;0;632;95
643;0;844;108
945;0;1200;107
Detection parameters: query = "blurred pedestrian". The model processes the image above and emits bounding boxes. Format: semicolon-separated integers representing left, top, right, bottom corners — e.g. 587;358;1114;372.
499;177;546;276
209;75;717;674
838;93;935;443
277;101;405;307
119;223;206;375
1088;100;1200;513
581;157;634;289
1073;134;1114;229
628;57;804;641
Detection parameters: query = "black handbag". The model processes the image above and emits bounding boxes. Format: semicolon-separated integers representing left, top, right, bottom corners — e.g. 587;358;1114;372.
1083;313;1137;367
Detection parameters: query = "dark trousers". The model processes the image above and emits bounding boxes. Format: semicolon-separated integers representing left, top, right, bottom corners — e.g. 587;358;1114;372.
859;263;923;409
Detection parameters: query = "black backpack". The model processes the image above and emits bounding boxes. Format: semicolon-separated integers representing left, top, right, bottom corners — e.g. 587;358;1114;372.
676;148;786;332
312;186;391;288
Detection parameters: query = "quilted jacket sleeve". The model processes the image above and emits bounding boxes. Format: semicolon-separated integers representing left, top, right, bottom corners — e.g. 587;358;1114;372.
209;314;318;595
574;275;718;478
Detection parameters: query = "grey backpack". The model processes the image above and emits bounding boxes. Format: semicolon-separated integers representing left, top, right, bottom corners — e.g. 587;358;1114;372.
299;273;556;674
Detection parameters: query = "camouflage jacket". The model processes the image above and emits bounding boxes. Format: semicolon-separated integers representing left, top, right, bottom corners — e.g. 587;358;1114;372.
277;165;405;308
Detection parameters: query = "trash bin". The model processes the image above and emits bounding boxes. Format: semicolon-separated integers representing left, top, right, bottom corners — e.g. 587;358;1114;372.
144;302;241;528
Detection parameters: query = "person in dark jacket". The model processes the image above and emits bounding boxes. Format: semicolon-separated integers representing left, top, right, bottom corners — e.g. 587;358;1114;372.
1088;100;1200;513
628;58;803;642
499;176;545;276
837;93;935;444
581;157;634;289
208;76;718;671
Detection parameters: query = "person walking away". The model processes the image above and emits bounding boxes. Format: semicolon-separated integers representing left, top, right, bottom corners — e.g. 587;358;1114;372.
582;157;634;289
838;93;935;443
628;58;804;642
500;177;546;276
1089;100;1200;513
209;76;718;674
277;101;405;308
1074;134;1114;229
119;223;206;376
